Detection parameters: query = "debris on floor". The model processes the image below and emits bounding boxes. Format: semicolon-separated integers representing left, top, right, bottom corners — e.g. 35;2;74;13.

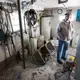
0;65;23;80
0;47;76;80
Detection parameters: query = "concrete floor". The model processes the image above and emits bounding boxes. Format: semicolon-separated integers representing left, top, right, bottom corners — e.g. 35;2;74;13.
0;47;76;80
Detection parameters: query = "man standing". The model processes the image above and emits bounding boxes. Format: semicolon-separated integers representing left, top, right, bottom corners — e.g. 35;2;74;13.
57;13;74;64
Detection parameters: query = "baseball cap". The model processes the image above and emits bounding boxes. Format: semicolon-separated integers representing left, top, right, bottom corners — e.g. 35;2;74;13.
65;13;71;16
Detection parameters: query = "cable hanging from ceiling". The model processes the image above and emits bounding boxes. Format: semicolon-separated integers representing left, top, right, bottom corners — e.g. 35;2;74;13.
63;3;68;9
0;2;16;13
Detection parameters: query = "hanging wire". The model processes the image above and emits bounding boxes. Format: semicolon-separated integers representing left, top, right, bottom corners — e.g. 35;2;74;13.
0;11;3;25
26;2;31;10
63;3;68;9
0;2;16;14
21;1;31;10
0;5;13;36
24;15;27;34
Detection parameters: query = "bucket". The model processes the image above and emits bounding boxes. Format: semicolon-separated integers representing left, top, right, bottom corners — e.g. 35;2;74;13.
28;38;37;54
37;35;44;48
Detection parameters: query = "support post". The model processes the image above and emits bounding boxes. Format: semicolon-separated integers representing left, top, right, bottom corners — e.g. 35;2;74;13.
17;0;25;69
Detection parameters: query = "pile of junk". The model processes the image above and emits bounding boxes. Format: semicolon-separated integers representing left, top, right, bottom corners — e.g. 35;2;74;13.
54;55;76;80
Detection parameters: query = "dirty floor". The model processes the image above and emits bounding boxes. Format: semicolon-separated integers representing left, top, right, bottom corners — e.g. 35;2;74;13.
0;47;76;80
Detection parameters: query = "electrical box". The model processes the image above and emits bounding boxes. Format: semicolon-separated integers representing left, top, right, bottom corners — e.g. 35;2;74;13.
76;9;80;21
58;0;68;4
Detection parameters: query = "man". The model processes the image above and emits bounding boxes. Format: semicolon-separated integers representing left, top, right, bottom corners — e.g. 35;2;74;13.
57;13;74;64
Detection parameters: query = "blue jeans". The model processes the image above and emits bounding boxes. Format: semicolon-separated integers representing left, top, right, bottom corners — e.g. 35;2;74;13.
57;40;68;62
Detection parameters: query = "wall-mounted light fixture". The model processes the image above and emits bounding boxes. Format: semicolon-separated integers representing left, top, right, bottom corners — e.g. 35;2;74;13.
58;0;68;4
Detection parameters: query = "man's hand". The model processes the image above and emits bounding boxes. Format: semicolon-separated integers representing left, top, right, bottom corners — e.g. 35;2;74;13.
67;40;70;43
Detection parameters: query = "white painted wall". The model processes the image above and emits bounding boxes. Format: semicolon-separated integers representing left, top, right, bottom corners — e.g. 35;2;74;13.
50;8;80;47
51;8;80;38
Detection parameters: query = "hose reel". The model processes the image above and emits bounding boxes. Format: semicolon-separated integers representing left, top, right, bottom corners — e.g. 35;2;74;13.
24;9;38;64
24;9;37;37
24;9;37;26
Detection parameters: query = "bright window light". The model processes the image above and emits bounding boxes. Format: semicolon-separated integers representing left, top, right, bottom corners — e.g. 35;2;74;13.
70;14;74;21
10;11;26;32
59;14;74;22
10;12;20;32
67;0;79;7
59;16;65;21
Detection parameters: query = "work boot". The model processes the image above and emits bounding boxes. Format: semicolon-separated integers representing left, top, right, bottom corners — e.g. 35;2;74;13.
62;57;66;60
57;60;63;64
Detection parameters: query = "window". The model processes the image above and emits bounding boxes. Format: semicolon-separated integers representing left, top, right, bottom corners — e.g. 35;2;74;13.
59;14;74;21
10;11;20;32
59;16;65;21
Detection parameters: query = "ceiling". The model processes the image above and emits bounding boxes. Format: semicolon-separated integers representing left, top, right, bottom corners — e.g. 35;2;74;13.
34;0;80;8
0;0;80;8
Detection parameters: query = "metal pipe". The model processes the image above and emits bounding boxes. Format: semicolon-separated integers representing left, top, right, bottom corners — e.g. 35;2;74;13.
76;37;80;80
8;12;14;33
17;0;25;69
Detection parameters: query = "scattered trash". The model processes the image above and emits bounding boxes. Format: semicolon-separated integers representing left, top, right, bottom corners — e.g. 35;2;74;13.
32;72;37;76
38;72;42;74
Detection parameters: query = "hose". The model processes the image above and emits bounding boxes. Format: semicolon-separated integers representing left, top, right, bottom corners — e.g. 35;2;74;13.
7;4;13;13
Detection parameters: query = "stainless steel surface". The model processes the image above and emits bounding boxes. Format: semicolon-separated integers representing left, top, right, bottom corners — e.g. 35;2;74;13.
76;36;80;80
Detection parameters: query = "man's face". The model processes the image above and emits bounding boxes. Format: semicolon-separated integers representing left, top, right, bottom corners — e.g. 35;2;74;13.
65;15;70;21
